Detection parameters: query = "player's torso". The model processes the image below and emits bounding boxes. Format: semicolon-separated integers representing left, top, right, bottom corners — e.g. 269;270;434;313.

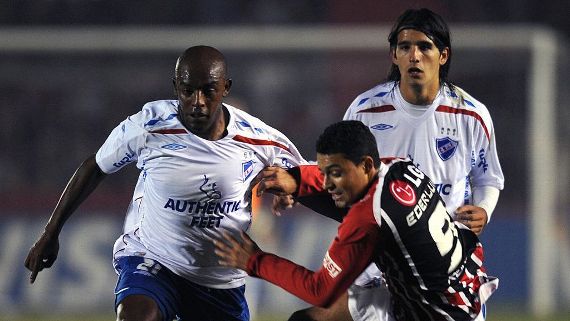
114;101;292;288
351;86;479;212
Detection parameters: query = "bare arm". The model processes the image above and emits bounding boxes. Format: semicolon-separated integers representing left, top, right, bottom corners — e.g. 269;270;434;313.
24;154;107;283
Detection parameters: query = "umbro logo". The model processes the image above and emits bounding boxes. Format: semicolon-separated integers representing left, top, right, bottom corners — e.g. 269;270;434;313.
370;123;394;131
161;143;187;150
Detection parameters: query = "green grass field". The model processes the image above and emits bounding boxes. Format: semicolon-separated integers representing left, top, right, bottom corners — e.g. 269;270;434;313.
3;311;570;321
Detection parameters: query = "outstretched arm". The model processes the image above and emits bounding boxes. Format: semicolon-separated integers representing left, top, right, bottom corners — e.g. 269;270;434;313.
253;166;346;222
24;154;107;283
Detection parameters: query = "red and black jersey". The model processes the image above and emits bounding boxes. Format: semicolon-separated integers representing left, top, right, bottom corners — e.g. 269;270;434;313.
246;159;496;321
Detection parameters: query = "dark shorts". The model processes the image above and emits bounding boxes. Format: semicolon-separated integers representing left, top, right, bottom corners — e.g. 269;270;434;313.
114;256;250;321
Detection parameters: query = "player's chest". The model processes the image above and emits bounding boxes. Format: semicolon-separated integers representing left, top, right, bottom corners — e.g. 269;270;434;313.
141;136;264;196
365;113;472;156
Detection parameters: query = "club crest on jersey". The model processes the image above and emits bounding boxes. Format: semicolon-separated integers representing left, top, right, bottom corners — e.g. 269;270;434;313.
370;123;394;131
436;137;459;161
242;160;254;182
390;180;417;206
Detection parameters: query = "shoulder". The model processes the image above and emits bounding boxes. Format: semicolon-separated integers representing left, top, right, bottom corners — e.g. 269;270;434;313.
134;100;180;130
346;81;397;113
439;85;494;123
227;103;290;140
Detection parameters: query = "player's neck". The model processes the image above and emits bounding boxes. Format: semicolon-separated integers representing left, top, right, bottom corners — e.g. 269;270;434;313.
399;82;441;106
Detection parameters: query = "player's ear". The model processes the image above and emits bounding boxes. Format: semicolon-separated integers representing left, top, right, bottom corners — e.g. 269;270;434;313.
391;48;398;64
439;47;450;65
172;77;178;97
223;78;232;97
362;156;375;174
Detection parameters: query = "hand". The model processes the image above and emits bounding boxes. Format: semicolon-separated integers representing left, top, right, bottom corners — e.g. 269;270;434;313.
271;194;297;216
455;205;488;235
251;166;298;197
214;231;261;271
24;232;60;283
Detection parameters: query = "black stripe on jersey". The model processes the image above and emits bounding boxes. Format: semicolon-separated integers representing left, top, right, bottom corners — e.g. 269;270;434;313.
374;160;468;321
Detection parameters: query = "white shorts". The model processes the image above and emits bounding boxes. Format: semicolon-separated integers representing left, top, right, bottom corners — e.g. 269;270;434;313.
348;264;393;321
347;282;394;321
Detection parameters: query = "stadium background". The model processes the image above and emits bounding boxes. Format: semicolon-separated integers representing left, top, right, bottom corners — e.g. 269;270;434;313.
1;1;568;320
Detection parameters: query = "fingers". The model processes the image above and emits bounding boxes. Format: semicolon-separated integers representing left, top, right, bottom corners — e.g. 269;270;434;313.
251;167;279;190
24;251;43;284
455;205;488;234
271;195;294;216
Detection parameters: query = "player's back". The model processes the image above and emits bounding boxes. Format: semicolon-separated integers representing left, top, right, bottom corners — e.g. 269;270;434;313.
374;159;487;320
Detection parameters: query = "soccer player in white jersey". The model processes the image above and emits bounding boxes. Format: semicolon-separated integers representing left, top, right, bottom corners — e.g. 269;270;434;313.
280;8;504;321
24;46;306;321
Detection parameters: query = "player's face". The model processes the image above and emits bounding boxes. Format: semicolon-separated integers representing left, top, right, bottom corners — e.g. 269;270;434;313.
392;29;448;92
174;60;231;138
317;153;370;208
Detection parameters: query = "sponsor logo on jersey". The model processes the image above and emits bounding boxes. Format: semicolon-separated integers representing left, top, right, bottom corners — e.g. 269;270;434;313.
161;143;187;151
434;183;452;195
406;182;436;226
162;175;242;229
370;123;394;131
323;251;342;278
436;137;459;161
389;180;417;206
477;148;488;173
199;175;222;202
113;152;136;168
164;198;241;215
242;160;254;182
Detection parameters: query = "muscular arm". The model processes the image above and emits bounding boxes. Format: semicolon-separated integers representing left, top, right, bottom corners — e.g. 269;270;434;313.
25;154;107;283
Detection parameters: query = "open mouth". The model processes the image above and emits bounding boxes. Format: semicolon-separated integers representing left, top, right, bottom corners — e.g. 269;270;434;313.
408;67;422;77
331;192;343;201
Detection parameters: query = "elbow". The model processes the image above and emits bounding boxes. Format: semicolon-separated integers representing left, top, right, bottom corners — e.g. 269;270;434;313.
310;290;341;308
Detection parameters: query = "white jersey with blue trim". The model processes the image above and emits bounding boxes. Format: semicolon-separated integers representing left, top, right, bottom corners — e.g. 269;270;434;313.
344;81;504;215
96;100;306;289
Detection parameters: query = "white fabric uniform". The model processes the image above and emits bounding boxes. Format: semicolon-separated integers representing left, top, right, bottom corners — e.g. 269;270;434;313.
96;100;305;289
343;82;504;321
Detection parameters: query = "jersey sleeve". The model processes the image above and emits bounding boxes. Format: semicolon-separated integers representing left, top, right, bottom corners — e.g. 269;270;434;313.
270;128;307;168
469;110;505;190
95;110;147;174
246;204;379;307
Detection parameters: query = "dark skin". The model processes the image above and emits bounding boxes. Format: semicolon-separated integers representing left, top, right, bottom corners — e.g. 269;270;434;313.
24;46;233;321
173;46;232;140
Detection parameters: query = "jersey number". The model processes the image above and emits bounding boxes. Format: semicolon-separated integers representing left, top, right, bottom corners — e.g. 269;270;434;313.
136;258;162;275
428;202;462;273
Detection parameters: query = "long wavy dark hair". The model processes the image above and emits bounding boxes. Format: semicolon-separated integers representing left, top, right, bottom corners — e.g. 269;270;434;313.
387;8;453;88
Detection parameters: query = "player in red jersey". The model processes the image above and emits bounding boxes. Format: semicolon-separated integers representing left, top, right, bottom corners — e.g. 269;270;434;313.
215;120;497;321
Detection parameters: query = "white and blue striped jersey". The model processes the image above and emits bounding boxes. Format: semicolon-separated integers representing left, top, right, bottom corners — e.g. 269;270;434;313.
344;81;504;215
96;100;306;289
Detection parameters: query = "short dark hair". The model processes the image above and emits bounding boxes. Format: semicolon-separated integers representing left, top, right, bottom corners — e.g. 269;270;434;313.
387;8;453;87
316;121;380;169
